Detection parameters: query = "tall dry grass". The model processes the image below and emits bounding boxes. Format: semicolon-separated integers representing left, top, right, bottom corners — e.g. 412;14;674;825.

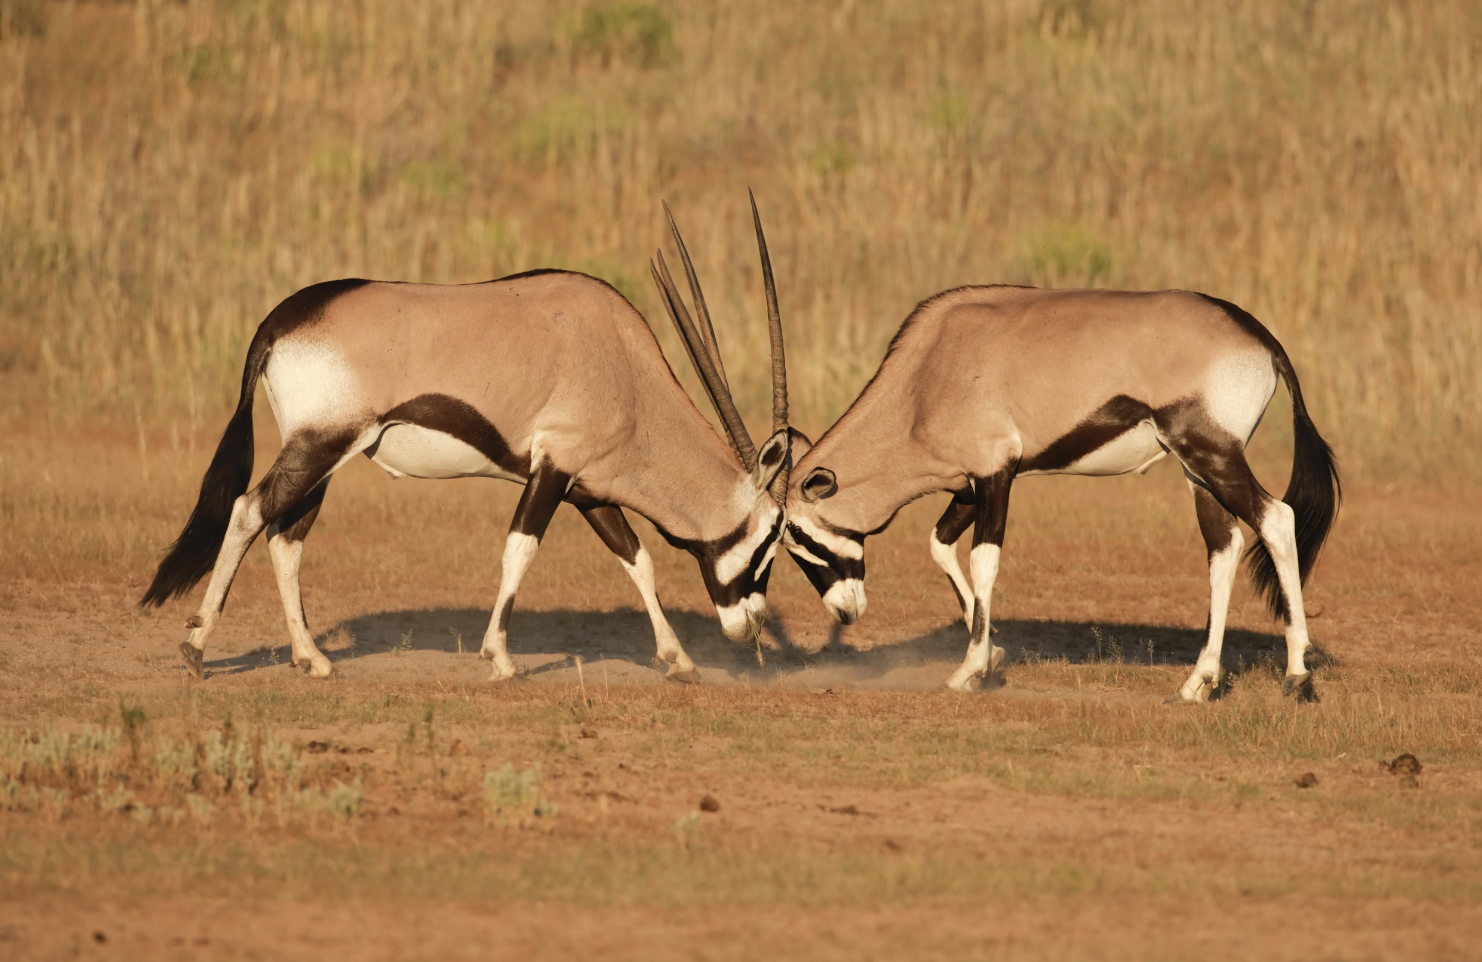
0;0;1478;480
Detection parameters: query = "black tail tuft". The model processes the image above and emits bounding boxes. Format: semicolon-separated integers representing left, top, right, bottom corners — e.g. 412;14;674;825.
139;336;270;609
1245;354;1342;620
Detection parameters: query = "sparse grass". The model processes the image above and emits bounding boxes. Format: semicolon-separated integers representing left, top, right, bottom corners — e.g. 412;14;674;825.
2;672;1479;912
1;1;1479;481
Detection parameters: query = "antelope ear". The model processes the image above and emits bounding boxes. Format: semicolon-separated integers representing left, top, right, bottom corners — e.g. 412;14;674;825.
800;467;837;503
787;427;813;461
752;428;790;493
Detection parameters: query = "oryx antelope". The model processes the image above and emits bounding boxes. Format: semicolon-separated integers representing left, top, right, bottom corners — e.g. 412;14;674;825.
140;204;791;683
783;286;1340;700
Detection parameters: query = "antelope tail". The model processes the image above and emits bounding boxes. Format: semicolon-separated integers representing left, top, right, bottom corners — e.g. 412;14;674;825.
139;329;271;608
1244;348;1342;619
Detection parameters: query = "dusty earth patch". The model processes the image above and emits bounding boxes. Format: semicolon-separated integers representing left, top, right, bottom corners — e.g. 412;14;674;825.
3;430;1480;960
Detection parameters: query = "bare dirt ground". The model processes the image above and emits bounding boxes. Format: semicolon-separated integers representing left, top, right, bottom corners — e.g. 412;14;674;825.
3;425;1480;960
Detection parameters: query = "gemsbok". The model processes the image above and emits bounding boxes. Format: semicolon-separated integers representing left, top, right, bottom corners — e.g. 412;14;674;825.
782;286;1340;700
140;202;791;683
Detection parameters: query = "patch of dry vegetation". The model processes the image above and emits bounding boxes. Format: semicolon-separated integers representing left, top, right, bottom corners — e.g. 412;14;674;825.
1;0;1478;480
2;672;1480;910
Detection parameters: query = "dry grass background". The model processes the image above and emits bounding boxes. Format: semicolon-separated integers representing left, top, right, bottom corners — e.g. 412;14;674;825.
1;0;1479;480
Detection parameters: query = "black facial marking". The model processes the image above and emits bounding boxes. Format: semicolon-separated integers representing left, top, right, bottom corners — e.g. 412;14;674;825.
661;510;785;609
785;521;865;600
378;393;532;479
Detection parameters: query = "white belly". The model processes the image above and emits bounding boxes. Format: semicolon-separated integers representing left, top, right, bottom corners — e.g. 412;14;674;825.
366;423;523;482
1023;420;1169;478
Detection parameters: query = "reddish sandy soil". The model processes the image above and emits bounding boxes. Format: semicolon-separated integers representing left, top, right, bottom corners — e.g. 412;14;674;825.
2;427;1480;960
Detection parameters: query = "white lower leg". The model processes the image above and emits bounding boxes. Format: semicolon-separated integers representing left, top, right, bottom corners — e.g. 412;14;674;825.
1258;502;1313;680
946;544;1003;691
929;530;974;629
1179;527;1243;701
183;495;265;670
266;526;332;678
481;532;539;681
620;546;694;674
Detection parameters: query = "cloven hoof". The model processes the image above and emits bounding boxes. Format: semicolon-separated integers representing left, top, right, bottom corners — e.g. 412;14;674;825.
179;642;204;679
1282;672;1319;703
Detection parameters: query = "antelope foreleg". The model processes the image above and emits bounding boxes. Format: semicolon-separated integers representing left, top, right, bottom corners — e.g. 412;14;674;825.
946;468;1014;692
481;463;571;682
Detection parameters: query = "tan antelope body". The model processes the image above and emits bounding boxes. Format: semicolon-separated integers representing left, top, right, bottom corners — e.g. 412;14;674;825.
142;212;792;681
785;285;1340;699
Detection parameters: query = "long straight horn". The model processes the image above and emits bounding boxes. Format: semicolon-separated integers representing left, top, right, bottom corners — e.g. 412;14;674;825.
750;189;790;502
649;231;758;470
650;256;737;457
663;201;729;391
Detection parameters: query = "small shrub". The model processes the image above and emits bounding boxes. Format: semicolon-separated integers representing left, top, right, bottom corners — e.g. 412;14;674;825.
673;811;701;849
1023;223;1114;287
482;764;556;828
326;779;363;825
185;793;215;827
572;4;675;68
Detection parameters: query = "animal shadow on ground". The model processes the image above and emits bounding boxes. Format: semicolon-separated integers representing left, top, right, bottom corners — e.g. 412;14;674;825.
202;606;1330;689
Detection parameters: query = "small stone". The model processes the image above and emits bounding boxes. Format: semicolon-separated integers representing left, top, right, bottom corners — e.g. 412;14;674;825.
1389;753;1422;776
93;932;107;944
699;794;720;812
1304;603;1325;619
306;740;330;754
579;727;598;739
1294;772;1319;789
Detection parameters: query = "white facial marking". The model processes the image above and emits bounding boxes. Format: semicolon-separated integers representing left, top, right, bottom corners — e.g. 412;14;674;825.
715;592;766;642
714;504;781;585
822;578;867;624
789;514;862;560
787;543;828;567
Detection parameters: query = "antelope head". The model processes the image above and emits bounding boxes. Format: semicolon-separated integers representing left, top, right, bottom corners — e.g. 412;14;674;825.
650;193;792;641
781;451;869;627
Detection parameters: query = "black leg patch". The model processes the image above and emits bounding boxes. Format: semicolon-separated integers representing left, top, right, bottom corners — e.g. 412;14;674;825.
579;505;642;565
